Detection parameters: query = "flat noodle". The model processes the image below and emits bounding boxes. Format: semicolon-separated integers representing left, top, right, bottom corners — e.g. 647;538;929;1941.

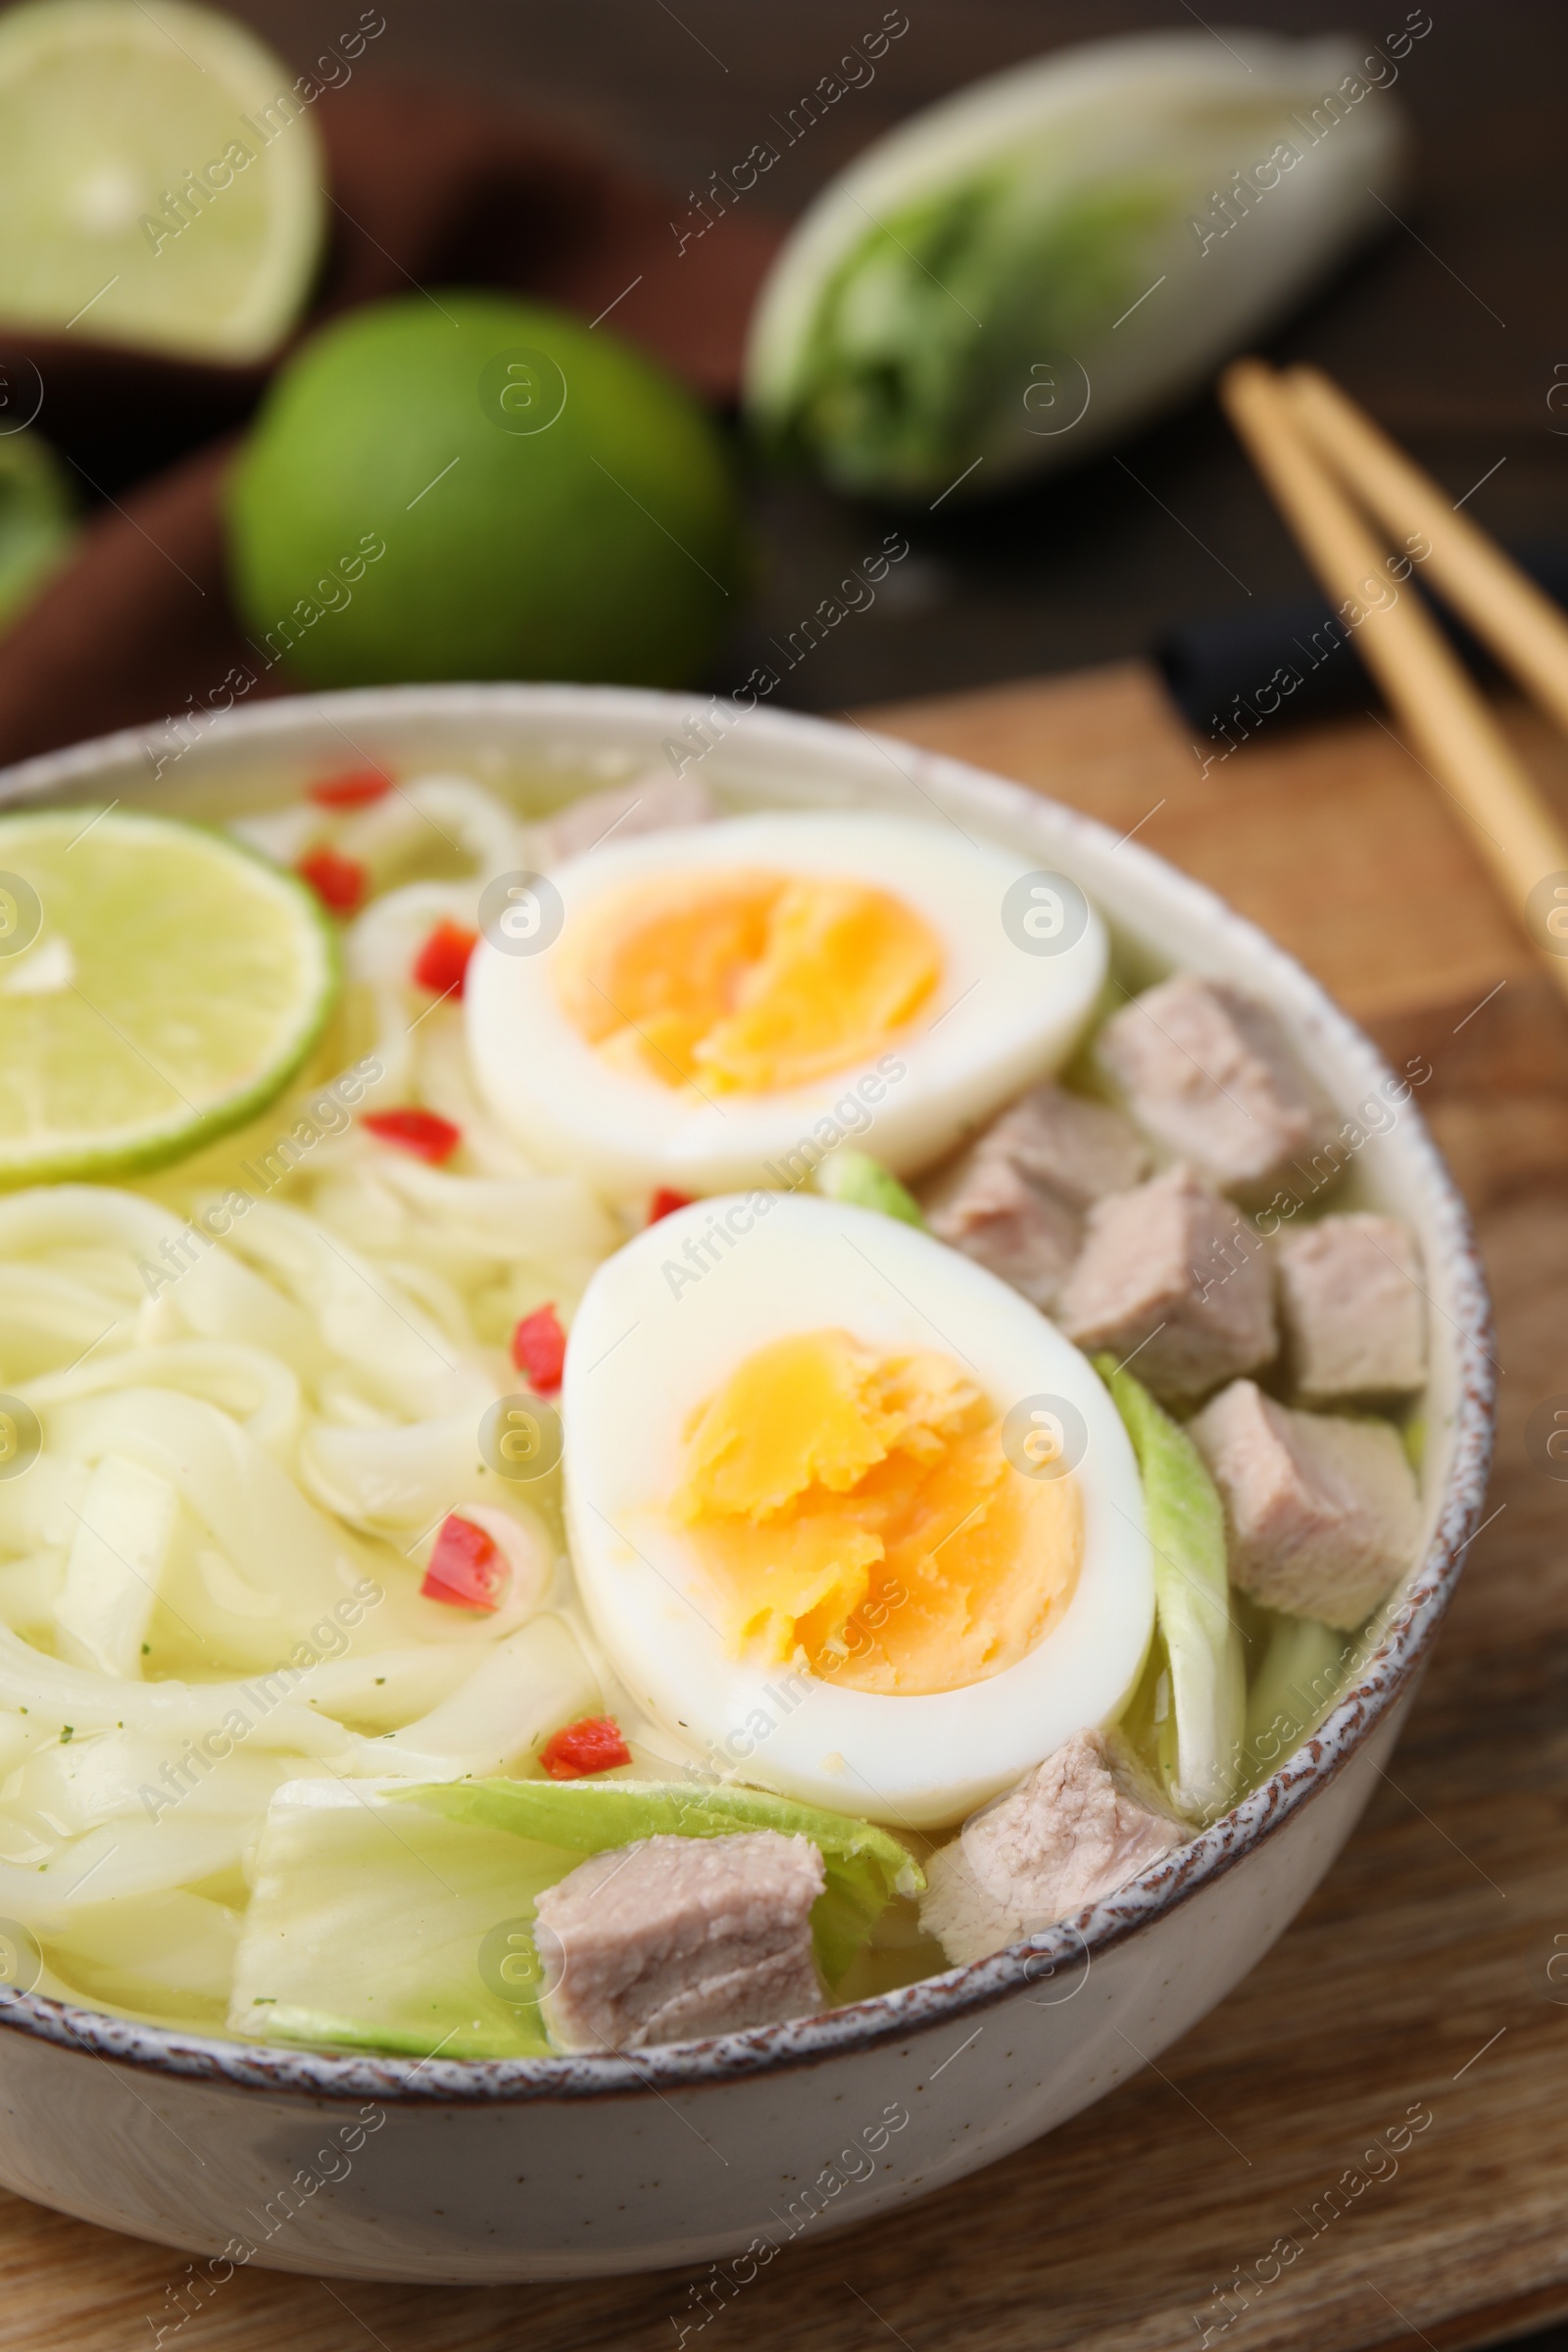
0;878;624;2016
26;1342;304;1456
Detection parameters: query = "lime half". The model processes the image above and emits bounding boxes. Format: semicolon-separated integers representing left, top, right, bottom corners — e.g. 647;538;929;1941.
0;0;325;363
0;807;338;1185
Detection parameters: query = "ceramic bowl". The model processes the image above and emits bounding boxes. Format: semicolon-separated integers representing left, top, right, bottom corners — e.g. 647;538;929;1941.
0;686;1494;2283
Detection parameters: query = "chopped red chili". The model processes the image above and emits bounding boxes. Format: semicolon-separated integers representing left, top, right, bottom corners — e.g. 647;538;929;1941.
307;767;392;808
413;919;478;999
421;1513;506;1611
296;846;368;914
648;1187;694;1224
363;1107;462;1163
511;1302;566;1393
541;1715;631;1780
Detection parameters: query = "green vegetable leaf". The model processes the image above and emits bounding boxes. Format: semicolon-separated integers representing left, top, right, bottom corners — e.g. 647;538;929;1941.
780;168;1173;496
1239;1608;1357;1790
230;1772;926;2060
1096;1357;1244;1820
814;1148;925;1229
746;35;1408;501
407;1776;923;1989
228;1780;571;2058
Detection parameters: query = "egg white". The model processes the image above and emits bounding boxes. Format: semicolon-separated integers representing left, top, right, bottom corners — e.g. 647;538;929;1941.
466;811;1107;1197
563;1193;1152;1830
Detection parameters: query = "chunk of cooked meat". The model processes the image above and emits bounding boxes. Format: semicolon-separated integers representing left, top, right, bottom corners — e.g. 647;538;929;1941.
923;1144;1084;1309
533;772;715;867
1057;1163;1276;1404
1187;1379;1421;1629
920;1730;1183;1965
921;1084;1147;1310
1277;1214;1428;1401
1098;974;1326;1198
979;1083;1150;1209
535;1830;824;2052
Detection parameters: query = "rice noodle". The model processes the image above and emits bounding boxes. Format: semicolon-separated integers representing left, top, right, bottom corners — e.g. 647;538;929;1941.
0;799;630;2015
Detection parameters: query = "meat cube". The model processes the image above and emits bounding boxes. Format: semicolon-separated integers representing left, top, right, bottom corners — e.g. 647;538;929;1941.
535;1830;824;2052
923;1144;1084;1309
1277;1214;1427;1400
1057;1163;1276;1404
921;1084;1147;1309
978;1083;1150;1210
1188;1379;1421;1629
920;1730;1182;1965
1098;974;1326;1198
533;772;714;866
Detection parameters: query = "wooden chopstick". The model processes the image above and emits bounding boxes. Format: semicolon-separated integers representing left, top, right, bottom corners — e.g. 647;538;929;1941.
1218;357;1568;1006
1284;364;1568;740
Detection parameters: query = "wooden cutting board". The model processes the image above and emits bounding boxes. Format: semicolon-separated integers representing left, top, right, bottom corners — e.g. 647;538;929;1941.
8;663;1568;2352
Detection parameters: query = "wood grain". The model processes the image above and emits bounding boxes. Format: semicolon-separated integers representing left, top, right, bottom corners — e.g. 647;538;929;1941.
4;665;1568;2352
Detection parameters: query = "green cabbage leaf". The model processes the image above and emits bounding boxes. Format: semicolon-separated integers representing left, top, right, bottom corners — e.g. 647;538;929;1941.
746;30;1409;499
228;1774;920;2058
1097;1357;1244;1820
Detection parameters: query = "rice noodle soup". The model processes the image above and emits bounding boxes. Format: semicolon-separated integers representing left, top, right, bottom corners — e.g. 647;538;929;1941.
0;755;1430;2056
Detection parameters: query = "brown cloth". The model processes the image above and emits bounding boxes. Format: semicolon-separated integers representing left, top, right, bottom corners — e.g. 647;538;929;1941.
0;78;784;772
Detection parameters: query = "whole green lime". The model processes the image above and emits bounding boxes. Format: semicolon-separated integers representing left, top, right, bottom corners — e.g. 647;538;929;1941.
226;293;747;688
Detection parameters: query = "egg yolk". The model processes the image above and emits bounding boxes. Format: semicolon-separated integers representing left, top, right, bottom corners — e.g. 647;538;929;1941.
671;1329;1081;1695
551;867;942;1094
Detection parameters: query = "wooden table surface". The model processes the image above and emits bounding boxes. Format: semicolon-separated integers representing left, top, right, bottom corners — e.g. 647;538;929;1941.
5;663;1568;2352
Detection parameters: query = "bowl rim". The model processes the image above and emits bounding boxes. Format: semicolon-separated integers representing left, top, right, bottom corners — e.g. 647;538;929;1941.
0;681;1496;2106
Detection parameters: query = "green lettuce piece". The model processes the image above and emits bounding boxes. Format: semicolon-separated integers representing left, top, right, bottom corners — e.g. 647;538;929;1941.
814;1147;925;1229
406;1777;923;1989
1096;1357;1244;1820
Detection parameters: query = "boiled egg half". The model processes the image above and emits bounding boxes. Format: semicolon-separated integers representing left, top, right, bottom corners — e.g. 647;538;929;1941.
563;1192;1152;1829
466;810;1106;1196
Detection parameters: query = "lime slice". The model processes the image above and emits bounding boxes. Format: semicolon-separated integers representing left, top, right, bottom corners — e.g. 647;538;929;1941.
0;0;325;364
0;807;338;1184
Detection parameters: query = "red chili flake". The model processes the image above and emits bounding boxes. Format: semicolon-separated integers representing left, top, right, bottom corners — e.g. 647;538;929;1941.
648;1187;694;1224
307;767;392;808
413;919;478;999
296;846;368;914
421;1513;507;1611
511;1302;566;1394
363;1107;462;1163
541;1715;632;1781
